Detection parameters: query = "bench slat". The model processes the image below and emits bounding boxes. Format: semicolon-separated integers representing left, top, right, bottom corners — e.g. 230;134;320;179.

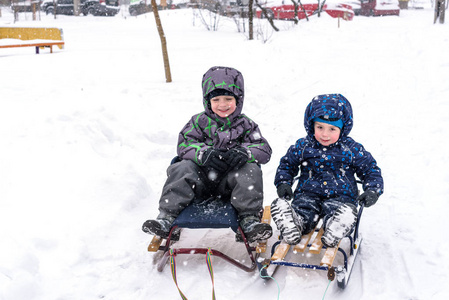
0;42;64;48
0;42;64;54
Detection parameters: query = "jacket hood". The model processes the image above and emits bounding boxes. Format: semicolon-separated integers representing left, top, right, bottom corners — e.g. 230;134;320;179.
201;66;244;120
304;94;353;140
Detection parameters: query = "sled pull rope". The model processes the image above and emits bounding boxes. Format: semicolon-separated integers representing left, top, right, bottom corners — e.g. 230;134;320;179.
206;248;216;300
322;280;332;300
169;249;189;300
259;265;280;300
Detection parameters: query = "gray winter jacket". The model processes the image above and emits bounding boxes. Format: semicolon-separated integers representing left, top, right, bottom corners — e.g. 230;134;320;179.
177;66;272;165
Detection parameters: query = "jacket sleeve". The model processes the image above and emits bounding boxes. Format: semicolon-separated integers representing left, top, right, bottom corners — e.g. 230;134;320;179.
177;114;210;164
274;139;303;187
349;139;384;196
241;119;272;165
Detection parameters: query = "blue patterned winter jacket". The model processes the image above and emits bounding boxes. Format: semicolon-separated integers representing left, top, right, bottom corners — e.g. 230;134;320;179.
274;94;384;202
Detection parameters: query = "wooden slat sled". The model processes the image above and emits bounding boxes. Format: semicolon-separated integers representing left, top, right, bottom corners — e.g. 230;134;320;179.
259;204;365;289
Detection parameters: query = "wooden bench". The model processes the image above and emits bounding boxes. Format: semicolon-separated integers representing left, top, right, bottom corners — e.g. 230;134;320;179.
0;27;65;54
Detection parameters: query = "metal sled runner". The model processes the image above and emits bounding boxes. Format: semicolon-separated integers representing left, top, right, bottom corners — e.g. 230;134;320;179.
147;197;271;273
259;204;364;289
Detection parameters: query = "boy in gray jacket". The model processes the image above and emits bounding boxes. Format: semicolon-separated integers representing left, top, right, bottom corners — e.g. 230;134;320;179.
142;66;273;242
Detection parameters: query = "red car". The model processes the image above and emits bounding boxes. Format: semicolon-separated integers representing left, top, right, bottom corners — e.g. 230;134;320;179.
256;2;354;20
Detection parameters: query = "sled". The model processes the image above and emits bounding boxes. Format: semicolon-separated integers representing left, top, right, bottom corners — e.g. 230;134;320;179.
148;197;271;273
259;203;364;289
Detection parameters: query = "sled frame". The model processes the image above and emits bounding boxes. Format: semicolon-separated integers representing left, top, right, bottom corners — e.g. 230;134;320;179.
259;204;364;289
154;225;258;273
149;202;271;273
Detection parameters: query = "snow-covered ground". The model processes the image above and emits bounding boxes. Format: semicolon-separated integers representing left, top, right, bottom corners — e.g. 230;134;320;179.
1;4;448;299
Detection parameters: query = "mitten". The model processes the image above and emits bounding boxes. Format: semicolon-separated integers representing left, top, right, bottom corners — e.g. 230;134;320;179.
276;183;293;200
224;147;248;170
357;190;379;207
201;149;228;173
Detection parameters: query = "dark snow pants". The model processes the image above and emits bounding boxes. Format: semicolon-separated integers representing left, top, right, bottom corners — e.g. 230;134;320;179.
157;160;264;219
291;194;357;234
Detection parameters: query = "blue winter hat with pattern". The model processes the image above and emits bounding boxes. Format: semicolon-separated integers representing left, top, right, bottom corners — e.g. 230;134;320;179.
304;94;353;138
313;117;344;129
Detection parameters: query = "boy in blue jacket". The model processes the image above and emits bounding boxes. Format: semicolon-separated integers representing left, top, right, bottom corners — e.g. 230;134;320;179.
271;94;384;247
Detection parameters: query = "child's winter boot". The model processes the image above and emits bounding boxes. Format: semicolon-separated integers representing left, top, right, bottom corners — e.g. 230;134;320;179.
271;198;304;245
142;216;176;239
239;215;273;243
321;203;358;248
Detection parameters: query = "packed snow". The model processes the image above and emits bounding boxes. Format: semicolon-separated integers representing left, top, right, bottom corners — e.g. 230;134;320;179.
1;3;448;299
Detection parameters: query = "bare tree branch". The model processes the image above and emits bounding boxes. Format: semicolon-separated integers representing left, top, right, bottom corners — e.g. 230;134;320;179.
254;0;279;31
297;0;309;21
249;0;254;39
290;0;299;24
151;0;172;83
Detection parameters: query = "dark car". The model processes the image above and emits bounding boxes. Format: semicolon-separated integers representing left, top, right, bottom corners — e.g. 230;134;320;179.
40;0;119;16
129;0;151;16
128;0;185;16
95;0;120;16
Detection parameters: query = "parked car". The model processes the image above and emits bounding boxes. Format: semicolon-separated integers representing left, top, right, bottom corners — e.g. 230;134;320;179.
343;0;361;15
40;0;119;16
357;0;400;16
128;0;186;16
128;0;152;16
256;2;354;21
96;0;120;15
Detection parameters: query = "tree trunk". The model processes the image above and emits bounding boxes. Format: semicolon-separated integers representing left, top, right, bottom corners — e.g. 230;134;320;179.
249;0;254;40
439;0;445;23
151;0;172;83
291;0;298;24
73;0;80;16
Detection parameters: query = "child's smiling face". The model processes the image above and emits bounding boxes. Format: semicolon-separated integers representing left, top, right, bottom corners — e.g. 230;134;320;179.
210;95;237;118
314;121;341;146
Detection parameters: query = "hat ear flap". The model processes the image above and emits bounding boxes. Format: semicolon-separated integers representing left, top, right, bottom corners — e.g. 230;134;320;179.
206;99;212;111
